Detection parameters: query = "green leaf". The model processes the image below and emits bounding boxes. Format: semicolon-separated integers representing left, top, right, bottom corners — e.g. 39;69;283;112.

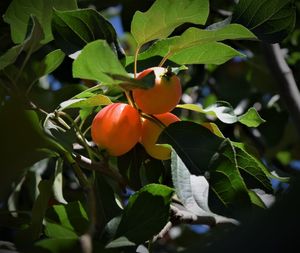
46;201;89;236
115;184;174;244
209;140;252;208
3;0;77;44
171;149;238;224
35;238;81;253
232;142;285;185
52;8;124;58
177;102;265;127
106;73;155;90
127;42;243;66
45;223;78;239
128;24;255;65
73;40;128;84
24;49;65;87
59;94;112;110
238;107;266;127
159;121;224;175
0;16;44;70
131;0;209;46
232;0;296;43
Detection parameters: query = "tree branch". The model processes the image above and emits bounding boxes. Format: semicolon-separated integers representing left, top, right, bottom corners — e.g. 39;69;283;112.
263;43;300;136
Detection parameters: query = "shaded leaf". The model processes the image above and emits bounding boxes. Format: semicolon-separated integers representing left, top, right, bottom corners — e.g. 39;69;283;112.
131;0;209;46
208;140;252;208
115;184;174;244
232;142;278;189
73;40;128;84
232;0;296;43
46;201;89;236
159;121;224;175
0;16;44;70
171;149;238;224
117;143;145;190
3;0;77;44
52;8;124;58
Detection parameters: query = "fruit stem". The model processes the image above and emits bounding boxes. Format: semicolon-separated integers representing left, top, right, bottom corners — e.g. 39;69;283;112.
141;112;166;129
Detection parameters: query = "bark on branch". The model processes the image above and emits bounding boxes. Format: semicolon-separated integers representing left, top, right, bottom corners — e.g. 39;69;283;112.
263;43;300;136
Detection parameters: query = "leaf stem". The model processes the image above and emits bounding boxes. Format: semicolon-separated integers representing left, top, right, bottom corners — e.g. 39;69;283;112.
158;52;173;67
134;46;141;78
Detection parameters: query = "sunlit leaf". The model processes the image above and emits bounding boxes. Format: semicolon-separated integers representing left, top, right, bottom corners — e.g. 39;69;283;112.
128;24;255;65
131;0;209;46
73;40;128;84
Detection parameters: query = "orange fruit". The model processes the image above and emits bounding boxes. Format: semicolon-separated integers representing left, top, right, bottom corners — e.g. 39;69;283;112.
91;103;142;156
133;67;182;114
140;112;180;160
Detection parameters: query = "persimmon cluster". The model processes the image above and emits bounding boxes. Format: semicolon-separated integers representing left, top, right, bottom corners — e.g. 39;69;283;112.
91;67;182;160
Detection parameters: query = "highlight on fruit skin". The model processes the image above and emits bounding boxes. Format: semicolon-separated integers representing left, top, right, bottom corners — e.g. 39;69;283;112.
133;67;182;115
140;112;180;160
91;103;142;156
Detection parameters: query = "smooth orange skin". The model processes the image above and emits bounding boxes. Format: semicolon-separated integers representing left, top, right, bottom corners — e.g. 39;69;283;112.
133;67;182;115
141;113;180;160
91;103;142;156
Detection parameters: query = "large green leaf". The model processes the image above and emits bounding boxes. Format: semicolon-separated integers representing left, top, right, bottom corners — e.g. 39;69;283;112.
160;122;270;208
114;184;174;244
52;8;124;58
0;16;44;71
3;0;77;44
127;24;255;65
159;121;224;175
208;141;253;208
232;0;296;43
131;0;209;46
232;142;274;192
171;149;238;224
72;40;128;84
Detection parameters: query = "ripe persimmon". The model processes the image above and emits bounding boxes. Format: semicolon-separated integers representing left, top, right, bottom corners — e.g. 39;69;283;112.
133;67;182;115
140;112;180;160
91;103;142;156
